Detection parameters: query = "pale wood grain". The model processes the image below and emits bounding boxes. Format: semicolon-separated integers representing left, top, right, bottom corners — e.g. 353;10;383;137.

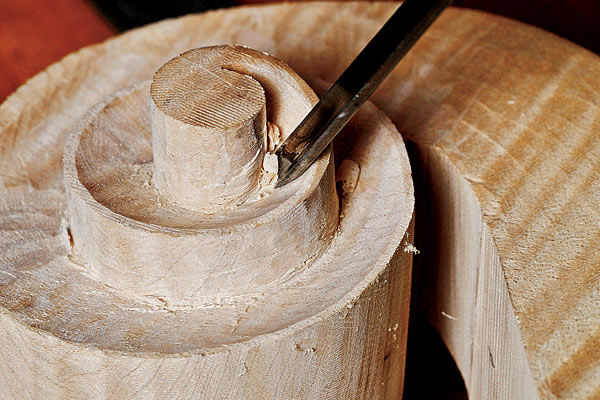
276;3;598;399
2;2;597;398
151;47;270;211
63;47;340;301
0;14;414;399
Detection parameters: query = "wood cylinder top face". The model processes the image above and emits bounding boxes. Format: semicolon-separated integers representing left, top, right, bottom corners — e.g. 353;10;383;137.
63;46;340;302
25;94;412;354
151;47;270;212
0;11;416;398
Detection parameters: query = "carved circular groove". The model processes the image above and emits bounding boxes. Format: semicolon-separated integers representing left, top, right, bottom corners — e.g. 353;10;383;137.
0;10;415;398
63;46;339;302
5;99;413;354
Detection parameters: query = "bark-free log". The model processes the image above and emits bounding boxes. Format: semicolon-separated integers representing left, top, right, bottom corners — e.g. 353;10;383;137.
0;38;414;399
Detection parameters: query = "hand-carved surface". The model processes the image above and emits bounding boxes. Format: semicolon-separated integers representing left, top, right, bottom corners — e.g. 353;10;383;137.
0;7;415;397
3;1;597;398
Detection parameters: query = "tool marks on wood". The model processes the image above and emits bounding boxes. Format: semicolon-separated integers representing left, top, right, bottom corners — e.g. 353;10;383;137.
0;35;414;398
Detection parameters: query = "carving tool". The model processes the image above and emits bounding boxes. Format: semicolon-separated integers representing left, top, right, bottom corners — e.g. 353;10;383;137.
276;0;452;187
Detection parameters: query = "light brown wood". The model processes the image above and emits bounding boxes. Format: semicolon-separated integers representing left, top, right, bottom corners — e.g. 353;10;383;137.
63;46;340;302
2;2;598;398
149;45;320;212
251;3;597;399
151;47;270;211
0;23;414;400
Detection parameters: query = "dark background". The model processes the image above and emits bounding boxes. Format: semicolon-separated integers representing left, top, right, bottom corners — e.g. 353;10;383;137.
1;1;598;398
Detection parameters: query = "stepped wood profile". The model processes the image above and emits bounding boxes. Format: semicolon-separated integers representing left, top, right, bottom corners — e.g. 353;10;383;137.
0;40;414;398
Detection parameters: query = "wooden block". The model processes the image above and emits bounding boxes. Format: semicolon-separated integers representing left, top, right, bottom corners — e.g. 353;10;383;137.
0;17;414;399
63;46;339;301
3;1;597;398
150;47;271;211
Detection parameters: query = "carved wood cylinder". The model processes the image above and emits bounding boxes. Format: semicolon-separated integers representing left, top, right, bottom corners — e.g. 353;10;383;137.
63;46;339;302
0;22;414;400
151;47;271;211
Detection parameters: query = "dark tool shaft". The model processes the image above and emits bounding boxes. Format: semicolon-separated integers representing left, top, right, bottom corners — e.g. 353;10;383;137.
275;0;452;187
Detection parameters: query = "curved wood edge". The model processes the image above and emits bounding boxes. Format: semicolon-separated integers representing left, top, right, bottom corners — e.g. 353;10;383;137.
1;1;598;398
409;144;538;399
63;47;339;300
0;5;416;397
369;7;600;399
0;222;413;399
0;102;414;398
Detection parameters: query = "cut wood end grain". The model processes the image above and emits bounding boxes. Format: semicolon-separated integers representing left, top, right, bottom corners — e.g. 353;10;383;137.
151;46;270;212
0;8;415;399
64;46;340;300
